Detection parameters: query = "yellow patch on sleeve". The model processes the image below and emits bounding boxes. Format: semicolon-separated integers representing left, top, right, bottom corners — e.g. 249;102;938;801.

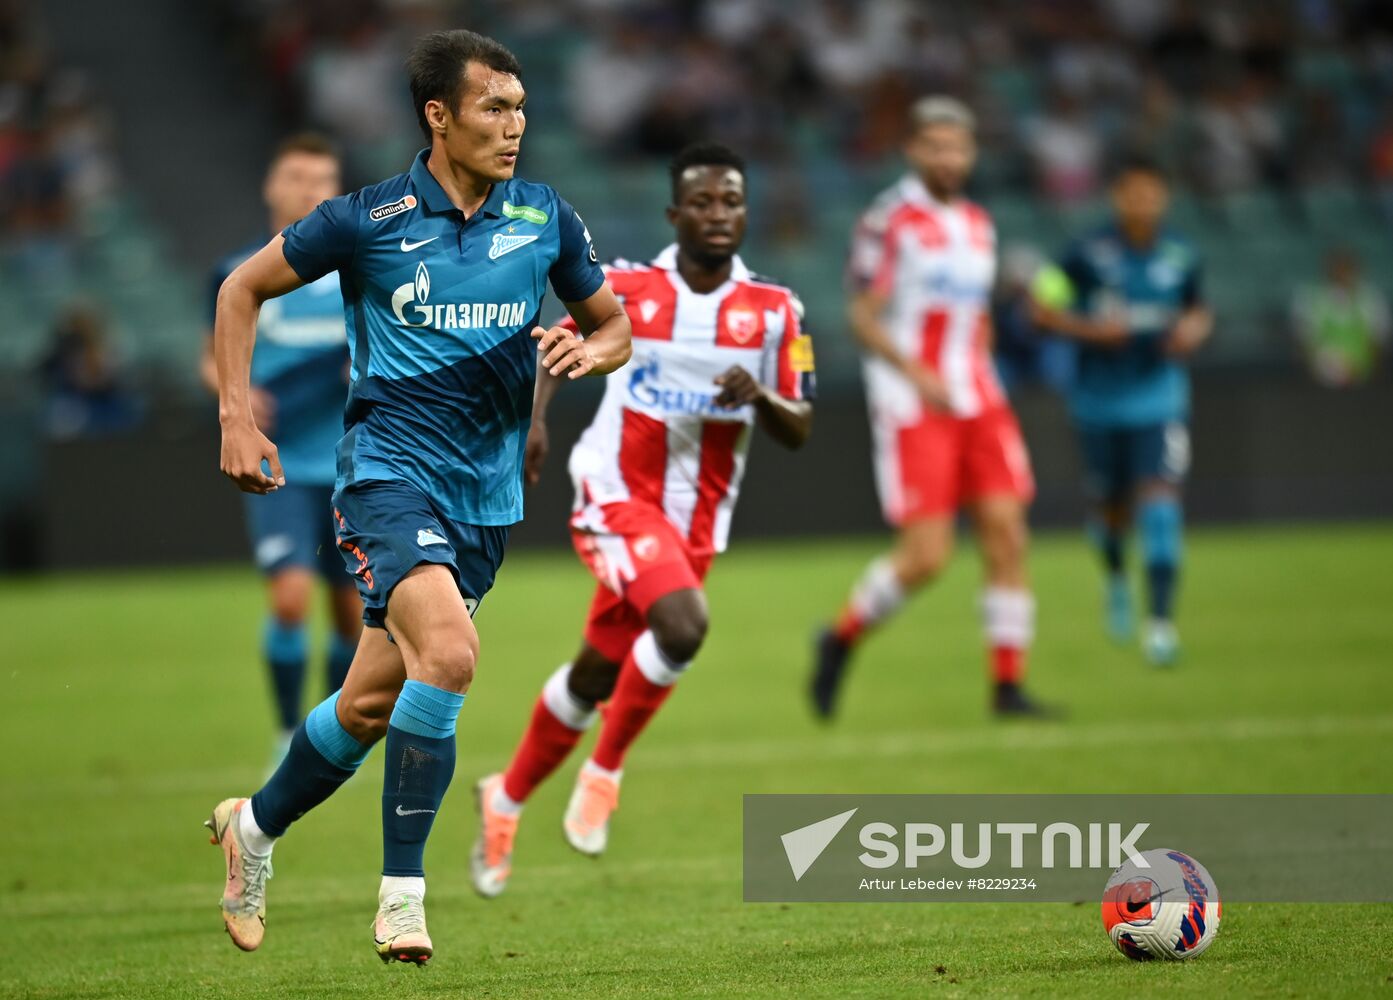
788;334;815;373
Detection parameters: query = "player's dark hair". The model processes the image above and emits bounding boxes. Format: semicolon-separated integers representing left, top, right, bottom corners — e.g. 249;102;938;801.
669;142;746;202
269;132;340;167
1112;152;1168;185
407;30;522;141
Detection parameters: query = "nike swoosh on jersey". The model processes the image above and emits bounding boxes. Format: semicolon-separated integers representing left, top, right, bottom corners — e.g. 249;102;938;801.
400;236;440;252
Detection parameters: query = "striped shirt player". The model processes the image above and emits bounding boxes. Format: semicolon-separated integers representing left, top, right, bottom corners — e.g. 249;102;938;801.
567;244;814;594
813;97;1047;720
471;143;814;900
850;172;1034;523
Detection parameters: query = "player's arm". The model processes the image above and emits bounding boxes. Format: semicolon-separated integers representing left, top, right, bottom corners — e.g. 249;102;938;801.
716;293;815;450
1164;261;1212;358
200;328;276;429
215;235;306;493
847;288;949;411
847;214;952;410
533;283;631;380
524;283;632;485
713;368;812;450
1164;304;1213;358
1028;262;1128;348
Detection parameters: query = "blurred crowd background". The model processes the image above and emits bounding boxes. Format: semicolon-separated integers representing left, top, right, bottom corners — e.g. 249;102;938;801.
1;0;1390;570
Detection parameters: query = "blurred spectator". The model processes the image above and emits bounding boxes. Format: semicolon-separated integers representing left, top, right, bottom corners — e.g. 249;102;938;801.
207;0;1393;215
0;7;119;287
1367;100;1393;214
568;20;663;151
1190;74;1286;195
1291;89;1353;187
1022;89;1104;202
1290;249;1390;387
38;304;142;439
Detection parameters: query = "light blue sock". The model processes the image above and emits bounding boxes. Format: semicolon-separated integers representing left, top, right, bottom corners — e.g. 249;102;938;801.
263;618;308;731
305;690;373;770
1139;497;1182;620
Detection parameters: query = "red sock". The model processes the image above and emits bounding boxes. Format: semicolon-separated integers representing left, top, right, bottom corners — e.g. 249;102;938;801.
591;640;678;772
502;696;587;803
832;606;866;646
992;645;1024;685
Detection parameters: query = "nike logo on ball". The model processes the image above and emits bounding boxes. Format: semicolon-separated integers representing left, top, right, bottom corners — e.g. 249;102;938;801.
1125;888;1171;913
395;805;436;817
400;236;439;252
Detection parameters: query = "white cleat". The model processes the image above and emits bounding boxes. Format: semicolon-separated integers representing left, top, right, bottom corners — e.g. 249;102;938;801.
204;797;272;952
470;774;519;899
373;893;432;966
563;767;620;857
1143;619;1181;667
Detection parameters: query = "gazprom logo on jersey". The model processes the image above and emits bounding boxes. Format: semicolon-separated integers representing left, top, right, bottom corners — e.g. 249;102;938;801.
391;261;529;330
627;353;722;416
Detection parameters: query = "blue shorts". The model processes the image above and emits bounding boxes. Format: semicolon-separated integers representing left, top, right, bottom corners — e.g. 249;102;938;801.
331;478;509;629
1076;421;1190;504
243;483;343;579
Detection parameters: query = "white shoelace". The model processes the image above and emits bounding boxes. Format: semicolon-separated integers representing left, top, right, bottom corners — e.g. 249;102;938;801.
237;852;273;914
381;895;426;937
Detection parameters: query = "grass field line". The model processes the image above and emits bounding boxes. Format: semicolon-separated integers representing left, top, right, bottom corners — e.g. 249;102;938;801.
628;711;1393;770
12;855;734;918
13;711;1393;800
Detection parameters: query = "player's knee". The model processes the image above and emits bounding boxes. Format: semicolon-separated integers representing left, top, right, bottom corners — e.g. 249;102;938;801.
269;585;310;624
647;592;709;664
568;657;620;703
985;519;1028;578
415;625;479;692
899;538;949;587
339;687;396;744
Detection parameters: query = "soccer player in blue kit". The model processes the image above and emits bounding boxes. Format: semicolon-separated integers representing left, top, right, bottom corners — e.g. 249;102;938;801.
204;30;631;964
1032;156;1212;666
201;134;362;765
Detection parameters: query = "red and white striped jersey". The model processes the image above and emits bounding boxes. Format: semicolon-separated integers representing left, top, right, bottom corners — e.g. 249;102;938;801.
565;245;814;555
849;173;1004;420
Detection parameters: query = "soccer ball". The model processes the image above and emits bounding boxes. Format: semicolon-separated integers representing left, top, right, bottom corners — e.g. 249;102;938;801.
1101;848;1221;960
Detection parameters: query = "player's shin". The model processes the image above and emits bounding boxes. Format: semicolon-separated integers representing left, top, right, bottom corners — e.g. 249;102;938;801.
1139;496;1182;622
832;557;907;646
248;690;372;850
501;664;597;808
263;616;308;733
381;680;465;879
590;632;688;772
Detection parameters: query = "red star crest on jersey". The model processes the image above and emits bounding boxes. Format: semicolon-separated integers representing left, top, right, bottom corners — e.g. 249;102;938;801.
724;307;760;344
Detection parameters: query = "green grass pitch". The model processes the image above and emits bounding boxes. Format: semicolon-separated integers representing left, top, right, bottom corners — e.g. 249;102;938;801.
2;523;1391;998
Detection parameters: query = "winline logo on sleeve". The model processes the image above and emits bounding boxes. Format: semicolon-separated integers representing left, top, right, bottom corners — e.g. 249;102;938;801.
370;194;417;222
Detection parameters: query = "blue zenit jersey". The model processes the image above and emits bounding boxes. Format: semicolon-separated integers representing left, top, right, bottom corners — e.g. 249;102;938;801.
1060;226;1203;427
280;149;604;525
209;242;349;485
